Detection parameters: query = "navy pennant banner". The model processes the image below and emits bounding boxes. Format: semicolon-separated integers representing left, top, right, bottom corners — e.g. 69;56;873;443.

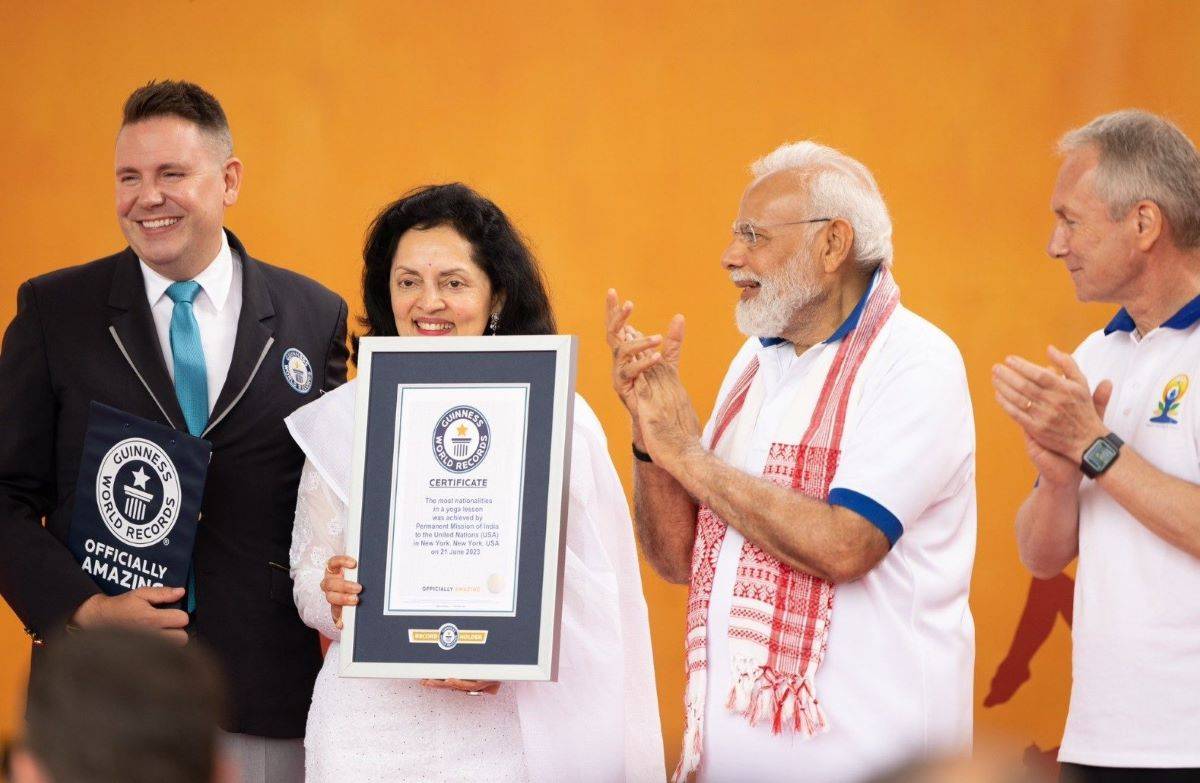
67;402;211;596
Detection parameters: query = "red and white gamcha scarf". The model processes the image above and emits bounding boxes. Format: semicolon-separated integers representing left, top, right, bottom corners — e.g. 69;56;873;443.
674;269;900;782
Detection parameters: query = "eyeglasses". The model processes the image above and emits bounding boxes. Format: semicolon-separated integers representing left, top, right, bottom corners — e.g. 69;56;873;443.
731;218;832;248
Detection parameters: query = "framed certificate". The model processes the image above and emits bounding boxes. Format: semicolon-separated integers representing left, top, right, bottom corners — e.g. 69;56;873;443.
340;335;577;680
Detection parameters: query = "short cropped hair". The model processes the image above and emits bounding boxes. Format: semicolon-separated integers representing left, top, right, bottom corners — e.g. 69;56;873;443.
24;628;228;783
122;80;233;156
1059;109;1200;249
356;183;556;362
751;141;893;269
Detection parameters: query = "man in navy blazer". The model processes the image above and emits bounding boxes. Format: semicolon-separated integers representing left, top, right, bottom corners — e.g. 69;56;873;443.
0;81;348;782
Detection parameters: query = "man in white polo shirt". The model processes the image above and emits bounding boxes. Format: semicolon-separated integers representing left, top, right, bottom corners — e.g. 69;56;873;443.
994;110;1200;783
607;141;976;783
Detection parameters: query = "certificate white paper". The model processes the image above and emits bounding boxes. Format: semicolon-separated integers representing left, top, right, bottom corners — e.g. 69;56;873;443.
383;384;529;616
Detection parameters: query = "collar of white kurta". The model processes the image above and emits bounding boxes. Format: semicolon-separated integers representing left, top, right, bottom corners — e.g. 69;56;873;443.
673;268;900;782
284;379;358;502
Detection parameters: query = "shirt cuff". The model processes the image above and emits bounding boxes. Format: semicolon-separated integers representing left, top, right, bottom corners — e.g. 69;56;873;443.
828;488;904;547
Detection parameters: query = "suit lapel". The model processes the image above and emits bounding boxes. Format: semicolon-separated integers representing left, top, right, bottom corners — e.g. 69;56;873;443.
204;230;276;438
107;250;187;430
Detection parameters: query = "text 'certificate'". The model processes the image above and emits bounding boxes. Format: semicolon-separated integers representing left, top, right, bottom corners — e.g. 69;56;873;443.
384;384;530;616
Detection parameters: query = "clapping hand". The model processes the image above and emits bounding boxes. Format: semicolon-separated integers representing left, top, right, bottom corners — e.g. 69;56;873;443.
604;289;698;467
634;344;703;467
992;346;1113;485
605;290;663;418
605;289;691;451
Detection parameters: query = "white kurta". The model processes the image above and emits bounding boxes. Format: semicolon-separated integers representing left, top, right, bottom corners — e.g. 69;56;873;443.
700;305;976;783
286;380;665;783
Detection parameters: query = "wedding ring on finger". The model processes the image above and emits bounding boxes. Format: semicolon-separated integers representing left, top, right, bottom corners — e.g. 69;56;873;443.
1024;398;1033;411
467;690;483;696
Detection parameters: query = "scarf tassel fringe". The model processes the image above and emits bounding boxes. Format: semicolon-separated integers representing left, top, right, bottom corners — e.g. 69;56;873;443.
671;684;705;783
727;664;828;737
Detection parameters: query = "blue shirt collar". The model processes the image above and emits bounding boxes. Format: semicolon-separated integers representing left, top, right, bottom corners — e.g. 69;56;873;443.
757;269;879;348
1104;291;1200;335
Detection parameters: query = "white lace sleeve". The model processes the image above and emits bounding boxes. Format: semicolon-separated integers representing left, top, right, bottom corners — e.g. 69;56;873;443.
289;458;348;642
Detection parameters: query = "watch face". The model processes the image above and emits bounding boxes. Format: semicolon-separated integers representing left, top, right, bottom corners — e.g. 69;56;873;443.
1085;439;1118;471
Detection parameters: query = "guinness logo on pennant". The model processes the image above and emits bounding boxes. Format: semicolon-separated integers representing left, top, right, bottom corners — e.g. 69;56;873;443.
94;438;181;548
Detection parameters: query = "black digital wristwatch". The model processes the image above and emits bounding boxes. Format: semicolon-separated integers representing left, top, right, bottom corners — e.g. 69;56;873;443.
1080;432;1124;479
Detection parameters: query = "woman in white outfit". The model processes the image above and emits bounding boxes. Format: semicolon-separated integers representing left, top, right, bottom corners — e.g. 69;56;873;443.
285;184;665;783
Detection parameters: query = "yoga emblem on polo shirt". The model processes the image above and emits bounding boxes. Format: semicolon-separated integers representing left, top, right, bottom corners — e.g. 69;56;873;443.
1150;374;1189;425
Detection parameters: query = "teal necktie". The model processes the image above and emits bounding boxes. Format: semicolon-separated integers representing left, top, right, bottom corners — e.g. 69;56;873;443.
165;281;209;437
165;281;208;613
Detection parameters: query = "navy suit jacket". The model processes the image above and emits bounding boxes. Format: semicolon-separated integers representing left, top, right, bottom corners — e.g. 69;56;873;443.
0;229;349;737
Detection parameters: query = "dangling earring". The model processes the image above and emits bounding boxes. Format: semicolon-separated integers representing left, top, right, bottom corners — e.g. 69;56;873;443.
488;312;500;335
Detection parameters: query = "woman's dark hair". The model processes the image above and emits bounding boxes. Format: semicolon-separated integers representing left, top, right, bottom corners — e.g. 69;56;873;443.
355;183;556;362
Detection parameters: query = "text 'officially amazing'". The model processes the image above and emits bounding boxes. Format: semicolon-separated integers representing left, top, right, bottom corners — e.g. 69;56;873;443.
79;538;168;590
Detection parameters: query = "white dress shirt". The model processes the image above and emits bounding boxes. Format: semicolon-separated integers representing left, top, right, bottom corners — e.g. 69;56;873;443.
139;232;242;415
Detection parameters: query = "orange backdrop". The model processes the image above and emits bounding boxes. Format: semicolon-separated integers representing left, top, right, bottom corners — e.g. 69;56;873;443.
3;1;1199;772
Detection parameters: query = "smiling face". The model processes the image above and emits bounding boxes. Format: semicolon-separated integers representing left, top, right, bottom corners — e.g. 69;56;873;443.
390;225;500;336
721;169;827;337
1048;145;1141;302
115;115;240;281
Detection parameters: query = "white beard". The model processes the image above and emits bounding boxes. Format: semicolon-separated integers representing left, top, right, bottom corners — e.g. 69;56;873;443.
734;253;824;339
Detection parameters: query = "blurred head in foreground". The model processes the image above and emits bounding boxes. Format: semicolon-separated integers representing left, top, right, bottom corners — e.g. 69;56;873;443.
866;747;1055;783
6;627;230;783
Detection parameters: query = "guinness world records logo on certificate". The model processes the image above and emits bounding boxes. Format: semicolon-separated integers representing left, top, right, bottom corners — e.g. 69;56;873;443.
432;406;491;472
340;336;577;682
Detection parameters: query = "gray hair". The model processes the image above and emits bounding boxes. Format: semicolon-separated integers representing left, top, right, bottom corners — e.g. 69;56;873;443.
1059;109;1200;249
750;140;893;269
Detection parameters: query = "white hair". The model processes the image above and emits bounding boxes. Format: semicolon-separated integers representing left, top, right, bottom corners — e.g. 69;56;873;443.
750;140;893;269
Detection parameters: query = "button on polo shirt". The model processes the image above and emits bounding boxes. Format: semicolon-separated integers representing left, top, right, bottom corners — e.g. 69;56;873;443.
1060;294;1200;768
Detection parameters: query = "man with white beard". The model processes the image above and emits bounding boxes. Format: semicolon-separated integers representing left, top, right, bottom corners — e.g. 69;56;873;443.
606;141;977;783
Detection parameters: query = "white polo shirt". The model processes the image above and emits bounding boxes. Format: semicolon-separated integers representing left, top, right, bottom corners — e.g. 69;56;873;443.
1060;298;1200;768
699;291;976;783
